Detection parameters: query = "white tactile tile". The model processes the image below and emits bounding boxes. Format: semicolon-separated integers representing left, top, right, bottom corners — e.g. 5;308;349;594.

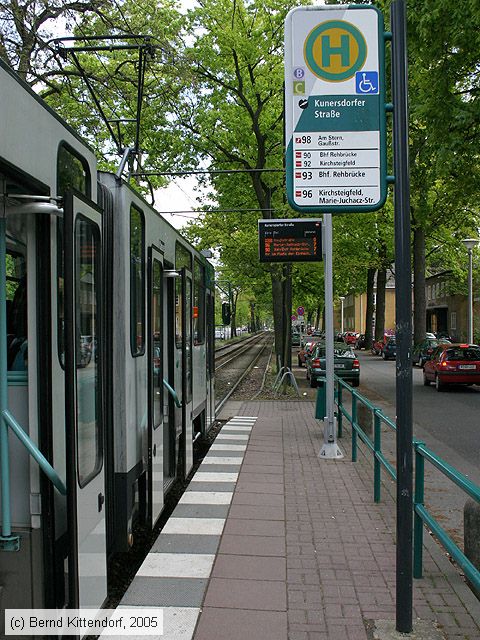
215;434;249;440
163;607;201;640
179;491;233;505
191;472;239;482
137;553;215;578
221;426;252;431
115;606;200;640
201;457;242;465
231;416;257;420
161;517;225;535
210;444;247;451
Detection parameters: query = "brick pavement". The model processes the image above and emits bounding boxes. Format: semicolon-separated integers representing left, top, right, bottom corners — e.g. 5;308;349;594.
193;401;480;640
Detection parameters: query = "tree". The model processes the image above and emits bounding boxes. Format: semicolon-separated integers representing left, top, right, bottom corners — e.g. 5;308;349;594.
0;0;104;82
173;0;310;369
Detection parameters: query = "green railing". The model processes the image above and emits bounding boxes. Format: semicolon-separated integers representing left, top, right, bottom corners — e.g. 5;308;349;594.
334;375;480;594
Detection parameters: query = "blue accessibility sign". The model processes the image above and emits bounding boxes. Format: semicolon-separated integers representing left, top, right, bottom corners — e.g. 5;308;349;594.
355;71;379;94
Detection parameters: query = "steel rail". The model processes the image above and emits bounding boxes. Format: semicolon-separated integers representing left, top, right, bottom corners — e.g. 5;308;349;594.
215;336;271;413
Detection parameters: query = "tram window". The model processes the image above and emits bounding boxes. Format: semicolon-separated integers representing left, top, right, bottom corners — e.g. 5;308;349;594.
57;144;91;368
152;260;162;429
175;243;191;349
57;143;91;197
130;204;145;356
193;260;205;345
76;216;102;487
175;243;191;271
175;279;182;348
185;277;192;403
6;252;27;371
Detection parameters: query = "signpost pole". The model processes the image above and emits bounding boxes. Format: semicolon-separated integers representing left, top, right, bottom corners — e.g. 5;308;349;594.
319;214;343;459
391;0;413;633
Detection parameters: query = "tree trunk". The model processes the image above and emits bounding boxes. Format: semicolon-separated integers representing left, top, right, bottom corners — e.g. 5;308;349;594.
315;304;322;329
375;268;387;340
271;268;284;371
231;290;239;338
413;225;426;344
249;300;256;333
365;268;375;349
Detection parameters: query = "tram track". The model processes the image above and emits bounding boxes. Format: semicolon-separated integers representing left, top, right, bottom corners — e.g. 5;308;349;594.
215;332;273;411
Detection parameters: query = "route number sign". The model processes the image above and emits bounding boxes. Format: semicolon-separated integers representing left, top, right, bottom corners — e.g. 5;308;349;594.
284;5;387;213
258;219;322;263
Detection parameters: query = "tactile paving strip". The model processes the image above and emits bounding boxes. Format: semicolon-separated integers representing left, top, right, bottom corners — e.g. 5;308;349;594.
103;416;257;640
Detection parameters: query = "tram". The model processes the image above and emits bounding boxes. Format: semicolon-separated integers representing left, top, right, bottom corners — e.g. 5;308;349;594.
0;58;215;613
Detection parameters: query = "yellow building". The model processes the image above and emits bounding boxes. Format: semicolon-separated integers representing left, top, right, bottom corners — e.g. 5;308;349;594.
334;279;396;334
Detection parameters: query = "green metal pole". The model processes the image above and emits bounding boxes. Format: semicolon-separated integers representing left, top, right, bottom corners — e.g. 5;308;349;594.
337;383;343;438
413;442;425;578
374;411;382;503
0;217;19;549
352;393;357;462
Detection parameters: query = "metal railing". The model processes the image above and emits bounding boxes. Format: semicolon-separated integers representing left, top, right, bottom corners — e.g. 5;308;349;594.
334;375;480;594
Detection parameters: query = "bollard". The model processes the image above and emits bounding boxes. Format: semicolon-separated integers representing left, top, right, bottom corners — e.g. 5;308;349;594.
315;379;326;421
464;499;480;599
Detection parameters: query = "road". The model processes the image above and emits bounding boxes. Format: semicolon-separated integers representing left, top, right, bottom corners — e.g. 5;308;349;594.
357;349;480;483
355;349;480;546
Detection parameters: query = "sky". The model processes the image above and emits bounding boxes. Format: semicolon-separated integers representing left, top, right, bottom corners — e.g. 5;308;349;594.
154;176;211;230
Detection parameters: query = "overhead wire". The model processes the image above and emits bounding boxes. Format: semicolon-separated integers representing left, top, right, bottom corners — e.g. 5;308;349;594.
52;11;148;151
48;2;284;215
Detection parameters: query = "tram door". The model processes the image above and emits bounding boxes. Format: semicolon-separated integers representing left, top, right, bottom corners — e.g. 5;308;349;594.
64;193;107;609
147;248;165;526
181;269;194;476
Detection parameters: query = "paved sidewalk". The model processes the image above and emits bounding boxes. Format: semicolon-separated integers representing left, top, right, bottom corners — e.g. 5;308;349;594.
193;401;480;640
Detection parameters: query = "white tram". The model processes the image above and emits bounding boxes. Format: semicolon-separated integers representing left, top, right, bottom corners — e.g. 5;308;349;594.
0;58;215;615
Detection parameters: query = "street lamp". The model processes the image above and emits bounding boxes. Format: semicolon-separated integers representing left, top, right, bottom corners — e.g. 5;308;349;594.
339;296;345;334
462;238;479;343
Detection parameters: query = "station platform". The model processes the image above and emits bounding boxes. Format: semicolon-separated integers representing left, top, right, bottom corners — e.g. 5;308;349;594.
114;400;480;640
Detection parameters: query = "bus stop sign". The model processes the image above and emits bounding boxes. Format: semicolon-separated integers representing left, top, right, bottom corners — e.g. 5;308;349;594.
284;5;387;214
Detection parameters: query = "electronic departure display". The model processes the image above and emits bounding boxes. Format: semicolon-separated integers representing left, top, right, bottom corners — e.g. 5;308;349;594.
258;218;322;263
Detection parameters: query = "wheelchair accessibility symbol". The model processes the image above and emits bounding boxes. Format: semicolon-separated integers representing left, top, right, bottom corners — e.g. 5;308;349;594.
356;71;379;94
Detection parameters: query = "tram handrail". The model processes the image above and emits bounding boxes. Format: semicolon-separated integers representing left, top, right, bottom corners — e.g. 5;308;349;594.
163;379;182;408
2;409;67;495
334;375;480;593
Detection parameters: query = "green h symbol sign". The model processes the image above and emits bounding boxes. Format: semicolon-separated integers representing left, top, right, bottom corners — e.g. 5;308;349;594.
321;34;350;68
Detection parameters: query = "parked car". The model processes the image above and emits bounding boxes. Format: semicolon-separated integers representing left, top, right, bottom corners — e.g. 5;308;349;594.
412;338;450;367
371;337;383;355
435;331;452;341
372;331;395;356
381;337;396;360
344;331;358;345
292;332;301;346
306;342;360;388
215;327;226;340
423;343;480;391
355;334;367;350
298;340;319;367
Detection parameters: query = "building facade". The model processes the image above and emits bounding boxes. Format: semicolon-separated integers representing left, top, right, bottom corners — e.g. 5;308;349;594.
334;271;478;343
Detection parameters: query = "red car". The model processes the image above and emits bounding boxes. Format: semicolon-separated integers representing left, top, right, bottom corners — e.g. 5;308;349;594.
344;332;358;345
371;331;395;355
423;343;480;391
297;340;319;367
